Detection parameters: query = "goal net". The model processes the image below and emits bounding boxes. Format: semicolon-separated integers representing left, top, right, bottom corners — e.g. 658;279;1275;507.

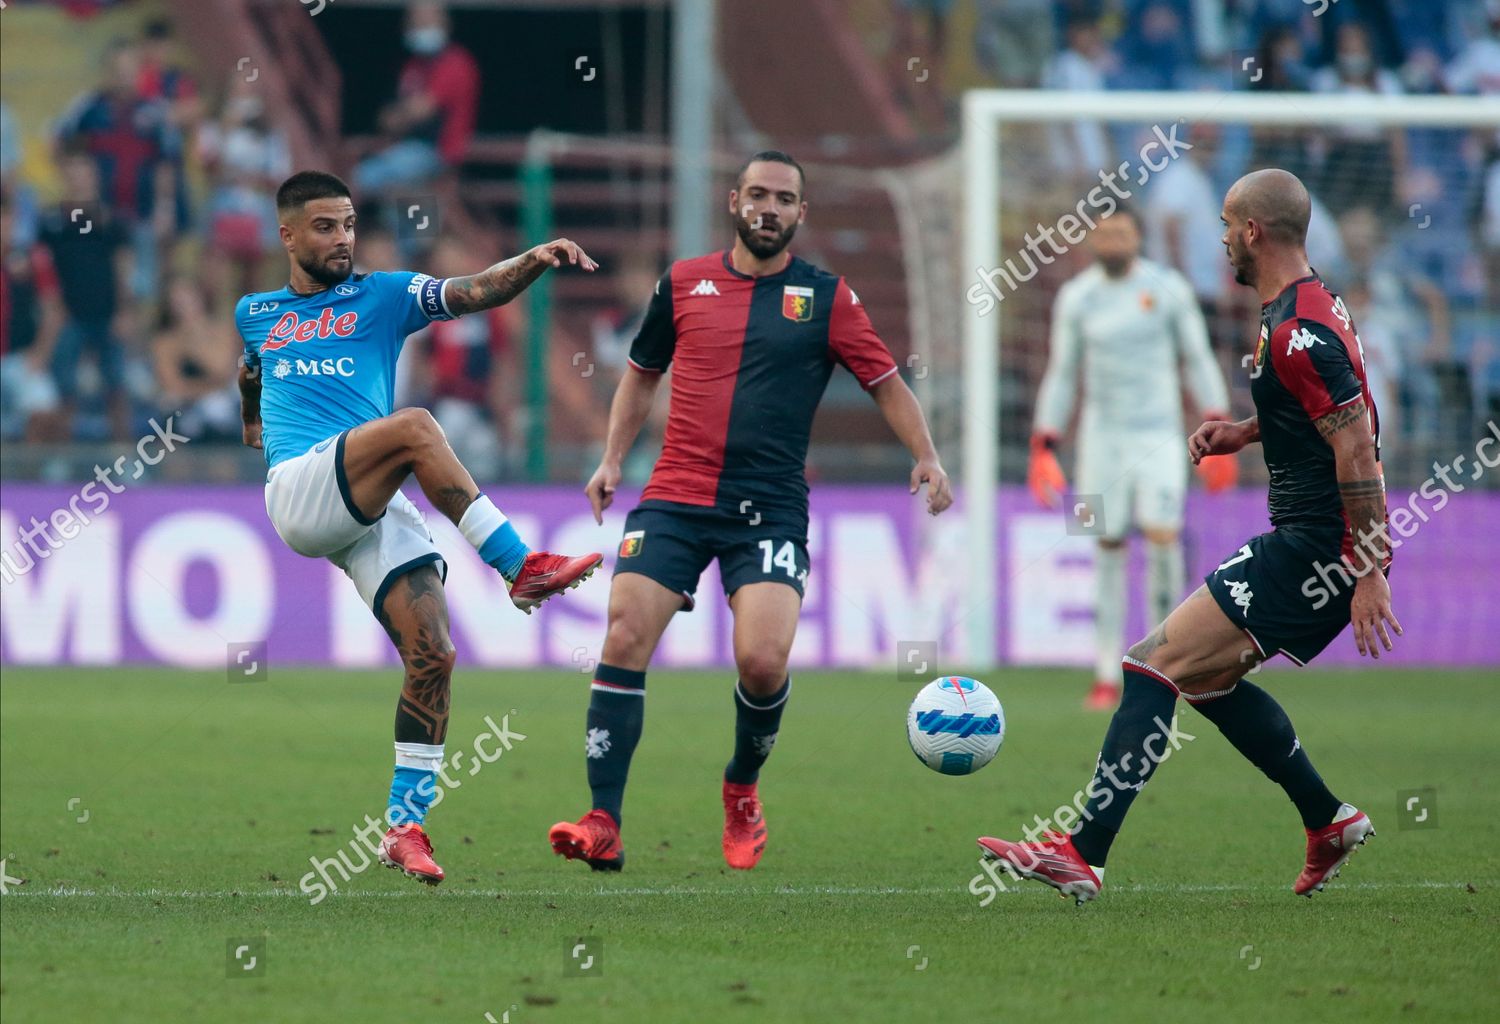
919;90;1500;667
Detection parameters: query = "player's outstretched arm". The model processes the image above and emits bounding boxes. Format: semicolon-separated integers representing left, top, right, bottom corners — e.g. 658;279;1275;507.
585;367;662;524
869;374;952;515
1315;399;1402;658
1188;416;1258;464
238;358;262;450
442;238;598;316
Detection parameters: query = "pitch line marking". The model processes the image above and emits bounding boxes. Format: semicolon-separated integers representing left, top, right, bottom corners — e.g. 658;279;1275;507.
3;880;1487;899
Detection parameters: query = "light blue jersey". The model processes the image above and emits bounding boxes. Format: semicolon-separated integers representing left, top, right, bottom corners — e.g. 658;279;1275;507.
236;271;455;468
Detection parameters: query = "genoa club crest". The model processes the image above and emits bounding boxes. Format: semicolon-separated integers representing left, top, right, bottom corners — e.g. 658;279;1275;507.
782;285;814;322
618;530;644;558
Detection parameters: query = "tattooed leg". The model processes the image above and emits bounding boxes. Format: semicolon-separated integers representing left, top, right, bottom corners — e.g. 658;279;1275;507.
379;565;455;829
379;565;456;745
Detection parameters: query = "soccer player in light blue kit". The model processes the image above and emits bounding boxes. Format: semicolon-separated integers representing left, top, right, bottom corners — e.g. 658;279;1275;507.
236;171;603;885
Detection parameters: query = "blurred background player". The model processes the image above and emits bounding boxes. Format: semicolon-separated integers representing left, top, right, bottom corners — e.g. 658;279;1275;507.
1028;206;1231;710
236;171;603;886
548;152;953;872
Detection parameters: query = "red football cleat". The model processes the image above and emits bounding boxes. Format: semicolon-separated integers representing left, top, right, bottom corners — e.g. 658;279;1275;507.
1084;680;1120;711
509;551;603;614
1295;803;1374;896
722;781;768;870
977;830;1102;905
377;823;444;885
549;809;625;871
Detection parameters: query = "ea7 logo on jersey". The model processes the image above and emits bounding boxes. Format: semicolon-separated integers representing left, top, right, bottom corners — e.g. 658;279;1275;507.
262;309;359;352
1286;327;1326;355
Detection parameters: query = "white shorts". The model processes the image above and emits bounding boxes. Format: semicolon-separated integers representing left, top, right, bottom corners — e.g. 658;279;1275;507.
1075;428;1187;540
265;430;447;611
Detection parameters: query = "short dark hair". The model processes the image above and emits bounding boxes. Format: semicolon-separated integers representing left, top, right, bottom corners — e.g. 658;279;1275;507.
1101;202;1140;228
736;150;805;197
276;171;353;215
143;18;173;41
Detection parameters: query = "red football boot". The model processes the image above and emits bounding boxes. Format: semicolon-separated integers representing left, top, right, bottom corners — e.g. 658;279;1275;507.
723;781;768;870
508;551;603;614
1084;680;1120;711
1294;803;1374;896
976;831;1102;905
377;823;444;885
549;809;625;871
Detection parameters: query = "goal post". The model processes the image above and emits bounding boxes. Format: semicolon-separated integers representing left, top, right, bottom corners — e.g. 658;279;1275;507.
957;90;1500;667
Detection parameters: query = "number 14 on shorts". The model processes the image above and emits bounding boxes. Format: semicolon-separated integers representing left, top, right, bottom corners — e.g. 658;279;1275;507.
758;539;805;583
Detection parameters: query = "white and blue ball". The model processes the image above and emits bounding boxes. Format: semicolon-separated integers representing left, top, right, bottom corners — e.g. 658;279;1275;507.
906;676;1005;776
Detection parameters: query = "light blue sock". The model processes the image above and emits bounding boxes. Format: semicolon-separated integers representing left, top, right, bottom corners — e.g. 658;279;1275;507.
457;495;530;581
387;765;437;825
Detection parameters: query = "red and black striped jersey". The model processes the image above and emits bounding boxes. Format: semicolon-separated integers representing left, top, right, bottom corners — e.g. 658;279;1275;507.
1250;273;1383;553
628;250;898;520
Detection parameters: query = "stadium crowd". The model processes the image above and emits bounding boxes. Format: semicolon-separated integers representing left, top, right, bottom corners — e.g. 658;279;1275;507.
1;0;1496;484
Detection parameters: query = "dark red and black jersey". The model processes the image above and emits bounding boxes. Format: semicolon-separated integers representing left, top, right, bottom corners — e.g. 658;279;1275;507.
629;250;898;521
1249;274;1382;553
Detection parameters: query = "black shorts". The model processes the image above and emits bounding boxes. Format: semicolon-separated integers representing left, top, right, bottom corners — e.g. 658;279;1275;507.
612;500;809;609
1205;525;1362;666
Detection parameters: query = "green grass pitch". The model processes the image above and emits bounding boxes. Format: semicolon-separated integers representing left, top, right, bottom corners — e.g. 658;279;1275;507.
1;666;1496;1022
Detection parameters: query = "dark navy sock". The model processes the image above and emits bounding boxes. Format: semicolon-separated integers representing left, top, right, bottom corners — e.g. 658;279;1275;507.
724;678;790;785
1187;679;1341;829
585;663;645;826
1072;662;1183;867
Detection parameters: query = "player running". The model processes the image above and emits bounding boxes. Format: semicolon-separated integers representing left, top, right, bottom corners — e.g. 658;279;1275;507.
978;168;1400;903
548;151;953;871
236;171;603;886
1028;206;1230;711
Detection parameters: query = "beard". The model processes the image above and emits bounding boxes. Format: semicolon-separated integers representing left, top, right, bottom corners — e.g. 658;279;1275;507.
298;249;353;287
1096;253;1132;277
735;214;798;260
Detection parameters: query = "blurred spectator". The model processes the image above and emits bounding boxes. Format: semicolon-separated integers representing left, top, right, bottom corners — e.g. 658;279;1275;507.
407;237;513;480
0;195;64;442
197;71;291;302
137;18;202;264
588;254;667;482
354;226;400;276
1335;205;1455;452
1042;14;1116;177
150;274;241;441
53;37;173;302
36;148;133;441
891;0;953;130
1443;1;1500;97
353;2;480;198
1144;122;1227;309
1115;1;1195;90
1;101;41;249
1311;22;1408;214
975;0;1055;89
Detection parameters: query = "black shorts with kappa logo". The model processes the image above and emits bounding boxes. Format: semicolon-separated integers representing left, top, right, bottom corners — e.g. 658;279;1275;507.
612;499;809;610
1205;524;1368;666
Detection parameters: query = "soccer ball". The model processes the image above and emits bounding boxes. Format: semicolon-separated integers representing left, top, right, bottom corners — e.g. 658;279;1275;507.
906;676;1005;776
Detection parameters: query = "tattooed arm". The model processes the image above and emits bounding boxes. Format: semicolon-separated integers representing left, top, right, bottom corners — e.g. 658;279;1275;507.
238;358;262;449
441;238;598;316
1315;398;1402;657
